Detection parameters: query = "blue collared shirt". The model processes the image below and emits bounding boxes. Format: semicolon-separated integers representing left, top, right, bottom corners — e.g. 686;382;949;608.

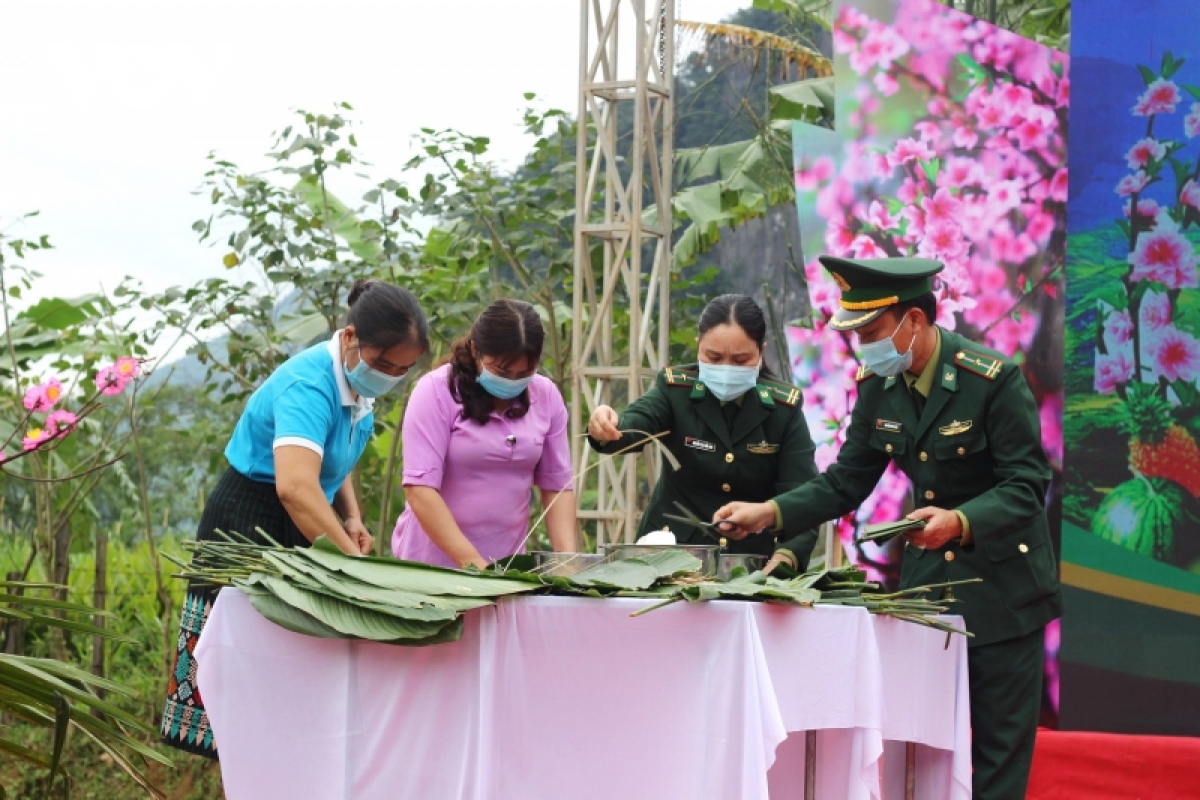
225;331;374;502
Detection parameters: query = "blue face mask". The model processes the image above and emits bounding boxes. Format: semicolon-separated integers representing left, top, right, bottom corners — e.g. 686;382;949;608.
698;360;761;402
478;366;533;400
857;315;915;377
344;353;406;398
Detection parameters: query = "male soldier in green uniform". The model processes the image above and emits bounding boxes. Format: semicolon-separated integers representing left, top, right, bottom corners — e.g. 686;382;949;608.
714;256;1062;800
588;294;820;560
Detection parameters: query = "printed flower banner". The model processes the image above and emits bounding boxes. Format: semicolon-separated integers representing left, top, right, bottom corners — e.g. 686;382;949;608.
1061;0;1200;736
791;0;1065;585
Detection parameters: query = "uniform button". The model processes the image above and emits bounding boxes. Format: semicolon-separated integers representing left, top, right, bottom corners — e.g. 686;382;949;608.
722;483;732;492
957;446;966;456
924;490;935;500
725;453;734;463
919;451;928;461
1018;543;1029;554
944;551;955;562
885;443;894;453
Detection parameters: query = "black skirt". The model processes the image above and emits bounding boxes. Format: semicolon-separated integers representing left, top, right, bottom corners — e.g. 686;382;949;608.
161;467;310;759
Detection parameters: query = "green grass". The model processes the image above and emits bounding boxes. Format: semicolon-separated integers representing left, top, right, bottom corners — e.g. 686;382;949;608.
0;538;223;799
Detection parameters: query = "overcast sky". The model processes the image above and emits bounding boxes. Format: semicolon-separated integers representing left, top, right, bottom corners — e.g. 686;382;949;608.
1;0;748;308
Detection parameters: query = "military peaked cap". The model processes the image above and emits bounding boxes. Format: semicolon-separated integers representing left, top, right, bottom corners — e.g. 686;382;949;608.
821;255;944;331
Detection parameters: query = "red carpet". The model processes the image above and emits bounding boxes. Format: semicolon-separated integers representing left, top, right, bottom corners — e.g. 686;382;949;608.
1028;729;1200;799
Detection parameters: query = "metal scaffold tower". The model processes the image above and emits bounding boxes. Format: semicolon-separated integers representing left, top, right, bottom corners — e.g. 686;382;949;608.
571;0;675;546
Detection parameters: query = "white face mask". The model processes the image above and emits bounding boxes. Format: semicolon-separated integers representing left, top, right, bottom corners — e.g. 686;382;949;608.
698;360;762;401
857;315;915;377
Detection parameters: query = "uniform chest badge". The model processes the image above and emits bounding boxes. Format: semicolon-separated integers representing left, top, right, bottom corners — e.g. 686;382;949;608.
747;440;780;454
876;419;903;433
685;437;716;452
939;420;973;436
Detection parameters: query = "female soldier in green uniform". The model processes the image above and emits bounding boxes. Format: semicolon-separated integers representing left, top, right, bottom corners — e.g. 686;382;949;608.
587;294;819;560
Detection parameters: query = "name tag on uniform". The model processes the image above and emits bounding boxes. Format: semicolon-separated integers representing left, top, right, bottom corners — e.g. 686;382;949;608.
876;419;903;433
685;437;716;452
747;440;780;454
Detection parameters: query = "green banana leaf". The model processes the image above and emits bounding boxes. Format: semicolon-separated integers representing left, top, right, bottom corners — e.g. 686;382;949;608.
298;541;539;597
245;575;461;642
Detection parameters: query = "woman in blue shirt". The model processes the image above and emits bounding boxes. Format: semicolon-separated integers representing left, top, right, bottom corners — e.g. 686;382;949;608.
162;278;428;759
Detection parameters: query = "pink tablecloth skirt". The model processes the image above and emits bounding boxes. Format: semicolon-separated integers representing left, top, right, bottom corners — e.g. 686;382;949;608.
196;589;971;800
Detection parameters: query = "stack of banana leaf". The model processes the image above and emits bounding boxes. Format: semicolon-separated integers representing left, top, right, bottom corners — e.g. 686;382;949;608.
171;532;976;646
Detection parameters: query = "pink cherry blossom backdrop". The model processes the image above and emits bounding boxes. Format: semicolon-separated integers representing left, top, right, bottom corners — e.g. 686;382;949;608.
789;0;1067;597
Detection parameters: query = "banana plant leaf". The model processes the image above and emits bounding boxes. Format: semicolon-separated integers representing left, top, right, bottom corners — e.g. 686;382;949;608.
242;585;346;640
569;550;702;591
298;541;539;597
242;575;462;643
265;551;489;618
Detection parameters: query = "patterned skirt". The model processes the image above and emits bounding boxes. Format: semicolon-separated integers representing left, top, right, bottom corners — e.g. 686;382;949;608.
161;467;309;759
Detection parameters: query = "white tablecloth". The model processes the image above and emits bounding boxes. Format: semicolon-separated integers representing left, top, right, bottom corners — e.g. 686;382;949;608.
196;589;971;800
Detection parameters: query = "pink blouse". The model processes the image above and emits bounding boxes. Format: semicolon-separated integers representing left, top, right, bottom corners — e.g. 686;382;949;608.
391;364;574;566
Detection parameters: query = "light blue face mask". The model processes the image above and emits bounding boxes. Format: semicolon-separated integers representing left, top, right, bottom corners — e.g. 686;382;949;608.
344;352;406;398
698;360;761;402
857;315;915;377
478;366;533;400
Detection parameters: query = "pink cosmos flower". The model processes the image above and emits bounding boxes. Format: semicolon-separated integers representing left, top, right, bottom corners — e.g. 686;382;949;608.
95;366;126;396
988;179;1024;213
1123;198;1161;221
94;357;141;397
992;231;1037;264
1133;79;1182;116
22;427;52;451
887;137;934;168
1185;103;1200;138
977;265;1009;293
921;187;963;223
1147;327;1200;382
849;25;910;75
867;200;895;230
23;378;63;412
952;127;979;150
1140;291;1173;330
46;410;78;436
1105;310;1133;346
795;157;835;191
1126;138;1167;170
1095;352;1134;395
873;72;899;96
850;234;888;259
1181;180;1200;211
1055;77;1070;108
914;121;942;144
1115;171;1151;197
1012;116;1050;151
1129;225;1199;288
114;356;141;380
1026;211;1057;245
1039;391;1064;469
1049;168;1069;203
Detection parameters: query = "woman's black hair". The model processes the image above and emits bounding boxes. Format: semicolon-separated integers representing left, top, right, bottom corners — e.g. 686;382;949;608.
448;299;545;425
697;294;775;378
345;279;430;351
891;292;939;327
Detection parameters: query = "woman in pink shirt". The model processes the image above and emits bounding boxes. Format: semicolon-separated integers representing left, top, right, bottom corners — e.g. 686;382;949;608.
391;299;577;567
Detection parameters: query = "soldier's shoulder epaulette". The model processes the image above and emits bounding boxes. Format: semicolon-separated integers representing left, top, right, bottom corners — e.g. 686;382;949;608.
756;377;801;407
954;348;1007;380
855;364;877;383
662;366;698;387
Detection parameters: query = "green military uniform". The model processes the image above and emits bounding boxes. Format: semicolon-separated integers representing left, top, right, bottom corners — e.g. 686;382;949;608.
771;256;1062;800
588;365;819;559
